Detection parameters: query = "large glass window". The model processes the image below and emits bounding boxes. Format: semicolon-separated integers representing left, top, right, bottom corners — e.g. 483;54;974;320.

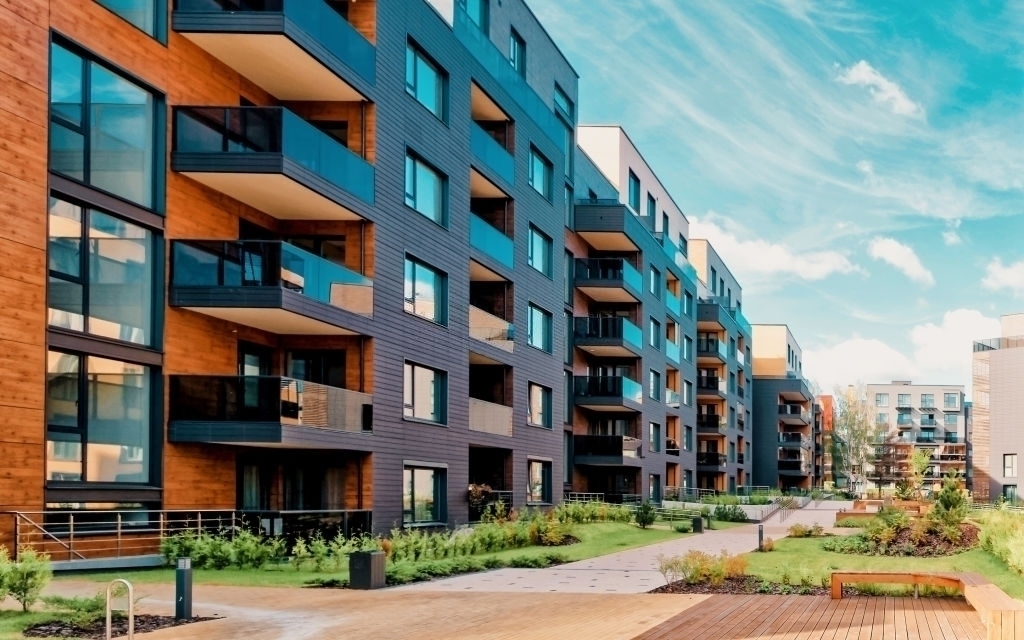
649;369;661;401
528;304;552;352
875;393;889;407
48;197;156;346
528;226;552;276
897;393;910;407
96;0;162;38
527;459;551;503
554;85;574;122
403;465;446;524
509;29;526;76
649;318;661;349
944;413;958;427
920;393;935;408
628;170;640;212
46;351;152;484
403;362;447;424
528;383;552;428
49;41;159;209
944;392;959;409
405;43;446;119
405;153;446;225
649;266;661;298
528;147;552;200
404;256;447;324
462;0;488;31
649;422;661;453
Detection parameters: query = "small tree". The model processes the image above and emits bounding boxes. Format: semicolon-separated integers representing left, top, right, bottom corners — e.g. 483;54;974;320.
931;471;968;527
908;448;932;500
634;502;657;529
7;547;52;612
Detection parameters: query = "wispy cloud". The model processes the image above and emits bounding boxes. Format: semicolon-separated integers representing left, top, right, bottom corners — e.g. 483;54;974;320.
866;237;934;286
942;219;962;246
981;258;1024;297
837;60;924;117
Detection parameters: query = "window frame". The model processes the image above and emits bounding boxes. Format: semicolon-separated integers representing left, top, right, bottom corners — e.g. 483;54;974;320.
403;255;448;325
875;393;889;408
528;147;553;200
627;170;640;213
403;361;448;425
404;151;448;226
944;392;959;409
509;28;526;76
527;382;552;429
528;225;552;277
405;41;447;120
649;369;661;401
95;0;166;41
403;463;447;525
1004;454;1018;479
527;303;552;353
527;458;552;504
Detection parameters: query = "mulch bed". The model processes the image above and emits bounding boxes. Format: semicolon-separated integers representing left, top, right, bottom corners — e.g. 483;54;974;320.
24;614;217;639
649;576;831;596
885;523;980;556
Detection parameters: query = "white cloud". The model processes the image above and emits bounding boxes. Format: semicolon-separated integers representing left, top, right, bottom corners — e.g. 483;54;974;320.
690;215;863;284
804;338;917;394
942;219;962;246
837;60;924;117
866;237;935;286
910;310;1000;385
981;258;1024;297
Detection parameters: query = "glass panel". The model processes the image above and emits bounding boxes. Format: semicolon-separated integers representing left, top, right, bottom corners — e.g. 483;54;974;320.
48;198;82;275
86;356;150;483
50;44;83;125
96;0;157;36
88;210;153;345
48;276;84;331
49;123;86;181
89;62;154;207
404;467;441;523
47;434;83;481
46;351;80;429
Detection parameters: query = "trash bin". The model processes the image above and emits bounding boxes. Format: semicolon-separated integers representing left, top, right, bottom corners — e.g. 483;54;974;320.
691;516;703;533
349;550;386;589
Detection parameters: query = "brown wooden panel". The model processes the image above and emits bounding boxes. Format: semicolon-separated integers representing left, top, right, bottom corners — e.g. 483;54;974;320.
0;4;49;92
163;444;237;509
0;339;44;410
348;0;377;44
0;69;46;126
0;406;44;446
0;113;46;186
0;172;47;249
0;442;44;510
0;274;46;346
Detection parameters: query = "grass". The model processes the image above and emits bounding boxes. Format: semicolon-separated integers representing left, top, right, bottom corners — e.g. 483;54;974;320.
0;611;61;640
744;537;1024;599
59;522;681;589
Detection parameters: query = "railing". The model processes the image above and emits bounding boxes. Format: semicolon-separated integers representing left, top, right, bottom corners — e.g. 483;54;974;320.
778;459;811;473
697;414;726;432
170;376;372;433
778;404;811;422
467;489;514;522
665;340;681;363
657;232;699;285
573;316;642;350
469;214;514;269
916;436;937;444
666;439;680;456
665;291;681;316
737;453;745;464
737;386;745;398
7;508;372;563
468;398;513;436
736;351;746;367
573;435;642;459
574;258;642;294
470;121;515;184
778;433;810;446
698;376;726;393
574;376;643;404
172;240;373;315
697;337;727;358
665;389;680;408
564;492;605;503
697;452;727;467
944;435;961;443
173;106;375;204
468;305;514;351
920;419;938;427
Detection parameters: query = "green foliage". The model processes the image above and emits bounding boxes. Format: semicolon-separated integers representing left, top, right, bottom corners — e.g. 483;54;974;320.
978;509;1024;575
713;504;748;522
673;520;692;533
159;529;198;564
931;473;968;527
821;534;876;554
6;548;52;612
231;529;272;570
553;501;632;524
41;592;110;627
894;479;914;501
835;518;867;528
656;550;746;586
634;502;657;528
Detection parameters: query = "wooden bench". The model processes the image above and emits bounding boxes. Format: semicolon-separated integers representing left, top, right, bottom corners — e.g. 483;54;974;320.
831;571;1024;640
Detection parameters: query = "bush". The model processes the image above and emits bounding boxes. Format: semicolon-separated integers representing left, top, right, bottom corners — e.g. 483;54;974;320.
7;548;52;612
821;534;875;554
41;592;111;627
788;524;810;538
760;537;775;552
232;529;271;569
931;473;968;527
673;520;692;533
835;518;865;528
635;502;657;529
713;504;747;522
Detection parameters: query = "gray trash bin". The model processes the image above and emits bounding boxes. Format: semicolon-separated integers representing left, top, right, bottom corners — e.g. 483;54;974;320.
691;516;703;533
349;550;386;589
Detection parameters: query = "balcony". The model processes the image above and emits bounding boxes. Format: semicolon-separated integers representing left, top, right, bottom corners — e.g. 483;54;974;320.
666;340;681;364
666;438;680;456
919;399;938;410
736;453;745;465
736;386;745;399
698;298;750;335
573;376;642;412
944;435;961;444
778;404;811;425
469;306;513;353
170;240;372;334
172;0;374;101
778;433;811;448
778;459;811;475
697;376;727;398
470;121;514;186
697;452;727;469
573;435;642;467
468;214;514;270
920;418;938;427
574;258;642;303
896;420;914;429
916;436;939;445
697;337;727;361
666;291;682;317
172;107;374;218
468;398;513;437
657;232;699;286
665;389;681;409
573;317;643;358
697;414;726;433
169;375;372;445
736;350;746;367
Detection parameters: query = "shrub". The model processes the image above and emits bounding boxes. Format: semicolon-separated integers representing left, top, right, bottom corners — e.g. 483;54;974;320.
193;532;233;570
160;529;198;564
673;520;692;533
713;504;748;522
760;537;775;552
232;529;270;569
7;548;52;612
788;524;810;538
634;502;657;529
834;518;865;528
41;592;110;627
931;473;968;528
721;551;746;578
291;538;311;571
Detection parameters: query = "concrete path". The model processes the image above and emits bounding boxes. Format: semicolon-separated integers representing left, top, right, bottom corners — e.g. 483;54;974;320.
396;499;852;594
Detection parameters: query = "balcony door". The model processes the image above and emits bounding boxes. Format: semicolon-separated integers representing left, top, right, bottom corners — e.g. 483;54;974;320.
286;350;346;388
239;342;272;412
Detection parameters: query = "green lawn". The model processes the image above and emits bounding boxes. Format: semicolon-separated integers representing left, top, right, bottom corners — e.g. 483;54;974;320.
745;537;1024;599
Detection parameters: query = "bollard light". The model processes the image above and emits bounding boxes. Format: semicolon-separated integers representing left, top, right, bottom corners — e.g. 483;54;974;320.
175;557;192;620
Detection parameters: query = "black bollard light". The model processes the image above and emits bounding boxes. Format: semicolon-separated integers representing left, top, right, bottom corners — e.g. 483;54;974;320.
758;524;764;551
175;557;192;620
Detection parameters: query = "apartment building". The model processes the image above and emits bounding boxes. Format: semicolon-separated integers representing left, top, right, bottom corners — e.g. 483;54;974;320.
686;241;752;492
817;395;835;486
750;324;816;490
0;0;581;539
972;313;1024;502
866;381;967;493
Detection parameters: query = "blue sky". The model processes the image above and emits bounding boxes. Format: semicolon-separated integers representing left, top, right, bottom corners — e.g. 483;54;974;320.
532;0;1024;395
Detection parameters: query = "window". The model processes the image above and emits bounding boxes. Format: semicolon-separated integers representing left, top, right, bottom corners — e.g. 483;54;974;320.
403;464;446;524
46;351;153;484
684;336;693;362
649;266;661;298
528;383;552;428
528;226;552;276
628;170;640;212
404;257;447;324
678;234;688;257
944;413;958;427
96;0;162;38
559;121;573;178
403;362;447;424
649;369;661;401
1005;454;1018;478
684;426;693;451
920;393;935;408
897;393;910;407
405;153;446;224
563;185;573;227
462;0;488;31
683;380;693;406
563;371;572;424
710;267;718;293
509;29;526;76
876;413;888;425
564;310;572;364
944;393;959;409
48;197;157;346
875;393;889;407
527;459;551;503
528;147;552;199
647;193;657;218
896;413;912;426
683;292;693;317
528;304;552;352
405;43;446;119
649;422;661;453
563;250;573;304
649;318;661;349
1005;485;1018;503
554;85;574;122
49;41;160;209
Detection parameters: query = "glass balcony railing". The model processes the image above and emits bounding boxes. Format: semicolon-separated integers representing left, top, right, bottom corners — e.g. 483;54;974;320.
697;415;726;432
697;337;728;359
698;376;727;394
666;291;681;316
171;240;373;315
573;317;643;350
573;435;642;460
470;214;514;269
470;122;515;185
658;232;699;285
173;106;375;205
468;306;514;352
665;389;680;408
778;404;811;422
574;376;643;404
574;258;643;295
697;452;727;467
665;340;680;363
778;433;810;447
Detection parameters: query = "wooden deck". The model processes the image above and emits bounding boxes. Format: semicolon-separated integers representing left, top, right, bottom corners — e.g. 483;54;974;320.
634;594;987;640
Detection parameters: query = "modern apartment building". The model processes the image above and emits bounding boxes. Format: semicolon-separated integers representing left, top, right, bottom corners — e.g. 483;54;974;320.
687;240;752;492
816;395;835;486
0;0;582;540
564;126;700;503
865;381;967;493
972;313;1024;502
750;324;816;490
